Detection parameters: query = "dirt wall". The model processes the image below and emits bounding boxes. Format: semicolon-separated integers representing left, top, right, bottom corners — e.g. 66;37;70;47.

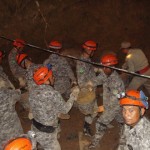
0;0;150;63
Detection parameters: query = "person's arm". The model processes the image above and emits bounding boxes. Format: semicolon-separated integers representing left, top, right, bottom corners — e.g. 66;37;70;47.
65;59;76;83
43;55;51;65
56;86;80;114
10;89;21;104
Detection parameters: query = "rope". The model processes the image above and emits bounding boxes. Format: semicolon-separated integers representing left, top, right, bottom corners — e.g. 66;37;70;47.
1;35;150;79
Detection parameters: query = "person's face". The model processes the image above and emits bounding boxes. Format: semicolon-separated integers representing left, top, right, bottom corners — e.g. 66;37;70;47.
24;59;32;69
45;75;55;86
84;49;94;57
103;67;113;76
122;105;145;127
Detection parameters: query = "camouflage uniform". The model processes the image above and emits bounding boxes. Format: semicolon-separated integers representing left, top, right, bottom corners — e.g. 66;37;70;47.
8;48;30;110
0;66;15;89
89;70;125;147
0;78;23;149
25;63;43;120
43;54;76;98
118;117;150;150
29;83;78;150
76;56;97;126
122;49;150;94
8;47;26;80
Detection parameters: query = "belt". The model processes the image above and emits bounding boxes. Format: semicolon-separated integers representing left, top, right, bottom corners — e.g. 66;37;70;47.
32;119;55;133
136;65;150;74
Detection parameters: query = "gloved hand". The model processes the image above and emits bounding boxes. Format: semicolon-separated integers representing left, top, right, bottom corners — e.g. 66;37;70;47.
58;113;70;120
71;80;77;87
97;105;105;113
86;80;94;91
70;86;80;100
94;67;99;73
94;67;102;73
86;80;94;87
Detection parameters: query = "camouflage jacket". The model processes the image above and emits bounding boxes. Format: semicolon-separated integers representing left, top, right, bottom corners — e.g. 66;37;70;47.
43;54;76;94
118;117;150;150
92;70;125;110
76;56;96;87
0;87;23;148
29;84;76;127
8;48;26;78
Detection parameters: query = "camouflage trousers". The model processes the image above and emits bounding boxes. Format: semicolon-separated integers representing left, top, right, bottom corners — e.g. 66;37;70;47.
31;125;61;150
127;69;150;95
89;107;123;148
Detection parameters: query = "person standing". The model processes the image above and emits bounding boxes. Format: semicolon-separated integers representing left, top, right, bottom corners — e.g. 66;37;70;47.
120;41;150;94
118;89;150;150
8;39;26;88
29;66;79;150
76;40;98;136
43;40;77;99
88;54;125;149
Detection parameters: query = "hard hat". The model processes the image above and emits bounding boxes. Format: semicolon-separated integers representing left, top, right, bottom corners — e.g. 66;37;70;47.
4;137;32;150
16;53;28;68
48;40;62;49
33;66;52;85
0;51;2;58
82;40;97;51
120;90;149;109
13;39;25;48
101;54;118;66
120;41;131;49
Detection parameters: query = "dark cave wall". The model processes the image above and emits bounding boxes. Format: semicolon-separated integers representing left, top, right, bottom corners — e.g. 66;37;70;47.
0;0;150;63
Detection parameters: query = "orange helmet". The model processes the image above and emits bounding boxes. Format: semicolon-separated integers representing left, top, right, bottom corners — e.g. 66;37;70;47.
120;90;149;109
101;54;118;66
13;39;25;48
16;53;29;68
82;40;97;51
48;40;62;49
4;137;32;150
0;51;2;58
33;66;52;85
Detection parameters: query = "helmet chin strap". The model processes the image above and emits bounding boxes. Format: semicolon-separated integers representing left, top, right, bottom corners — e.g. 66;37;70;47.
83;50;93;57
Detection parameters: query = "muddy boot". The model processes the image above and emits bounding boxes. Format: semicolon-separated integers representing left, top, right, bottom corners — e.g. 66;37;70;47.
83;122;92;137
88;122;107;149
88;132;104;149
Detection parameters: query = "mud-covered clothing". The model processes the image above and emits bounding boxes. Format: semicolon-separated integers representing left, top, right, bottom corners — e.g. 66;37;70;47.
0;88;23;149
122;49;150;94
117;117;150;150
92;70;124;116
76;56;96;87
8;48;26;78
89;70;124;147
76;56;97;124
29;84;77;150
43;54;76;95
